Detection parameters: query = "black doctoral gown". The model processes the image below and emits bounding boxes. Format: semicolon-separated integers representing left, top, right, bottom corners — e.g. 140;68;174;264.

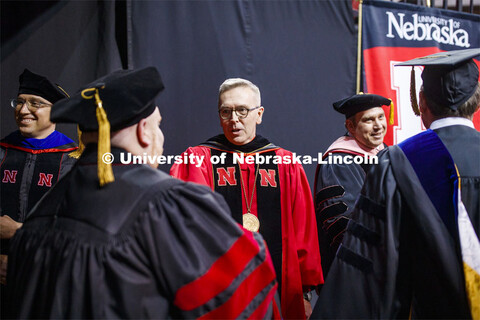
6;146;280;319
314;151;369;277
312;124;480;319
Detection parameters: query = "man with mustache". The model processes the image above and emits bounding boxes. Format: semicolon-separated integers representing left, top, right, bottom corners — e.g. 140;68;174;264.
313;93;391;278
171;78;323;320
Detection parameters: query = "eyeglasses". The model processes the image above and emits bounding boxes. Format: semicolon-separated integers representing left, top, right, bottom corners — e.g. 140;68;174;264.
218;106;261;120
10;98;52;112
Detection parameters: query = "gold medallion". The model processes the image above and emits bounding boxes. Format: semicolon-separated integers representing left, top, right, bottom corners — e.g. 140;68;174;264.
243;213;260;232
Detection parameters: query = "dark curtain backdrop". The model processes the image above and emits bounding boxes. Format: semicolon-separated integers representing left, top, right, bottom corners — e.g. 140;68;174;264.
128;0;356;186
1;0;356;188
1;1;123;140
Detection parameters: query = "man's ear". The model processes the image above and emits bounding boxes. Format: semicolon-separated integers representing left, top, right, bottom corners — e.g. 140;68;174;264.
256;107;264;125
345;119;355;136
419;90;428;115
137;118;151;147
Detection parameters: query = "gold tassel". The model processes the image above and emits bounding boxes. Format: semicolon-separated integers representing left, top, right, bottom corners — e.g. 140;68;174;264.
56;84;83;160
95;103;114;186
68;126;84;159
389;99;395;125
81;87;114;186
56;84;69;99
410;67;421;116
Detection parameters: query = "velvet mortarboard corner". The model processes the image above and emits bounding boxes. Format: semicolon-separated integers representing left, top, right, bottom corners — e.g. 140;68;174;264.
50;67;165;132
396;48;480;111
18;69;69;103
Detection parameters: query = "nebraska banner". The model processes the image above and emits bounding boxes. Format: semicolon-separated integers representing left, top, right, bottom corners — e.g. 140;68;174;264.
362;0;480;145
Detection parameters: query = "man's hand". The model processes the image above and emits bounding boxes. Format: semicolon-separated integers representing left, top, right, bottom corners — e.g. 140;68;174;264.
304;298;312;319
0;215;22;239
0;254;7;285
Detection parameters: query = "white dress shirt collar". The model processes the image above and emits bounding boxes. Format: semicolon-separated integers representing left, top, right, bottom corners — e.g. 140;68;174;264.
430;117;475;130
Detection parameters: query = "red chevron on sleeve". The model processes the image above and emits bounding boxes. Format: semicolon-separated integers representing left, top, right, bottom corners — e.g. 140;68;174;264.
174;231;260;310
199;258;277;319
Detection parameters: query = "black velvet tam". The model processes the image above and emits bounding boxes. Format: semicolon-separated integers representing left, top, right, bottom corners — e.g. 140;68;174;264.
333;93;391;119
51;67;164;132
18;69;68;103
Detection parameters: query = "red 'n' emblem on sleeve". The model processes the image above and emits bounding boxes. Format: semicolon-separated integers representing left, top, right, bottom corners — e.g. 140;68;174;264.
259;169;277;187
2;170;18;183
37;173;54;187
217;167;237;186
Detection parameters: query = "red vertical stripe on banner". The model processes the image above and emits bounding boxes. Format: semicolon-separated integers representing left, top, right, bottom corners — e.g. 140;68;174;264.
364;47;480;145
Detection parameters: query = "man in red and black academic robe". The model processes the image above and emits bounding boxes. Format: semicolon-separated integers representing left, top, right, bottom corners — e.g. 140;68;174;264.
1;69;77;244
0;70;77;316
171;78;323;319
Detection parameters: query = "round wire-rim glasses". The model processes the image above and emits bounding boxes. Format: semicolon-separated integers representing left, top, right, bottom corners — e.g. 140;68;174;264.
218;106;261;120
10;98;52;112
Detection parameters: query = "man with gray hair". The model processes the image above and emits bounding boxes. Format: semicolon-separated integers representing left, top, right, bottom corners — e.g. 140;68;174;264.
171;78;324;320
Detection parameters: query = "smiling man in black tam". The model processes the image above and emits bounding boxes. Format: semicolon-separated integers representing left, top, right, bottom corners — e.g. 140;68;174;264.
5;67;281;319
0;69;77;301
313;93;392;279
0;70;77;229
312;48;480;319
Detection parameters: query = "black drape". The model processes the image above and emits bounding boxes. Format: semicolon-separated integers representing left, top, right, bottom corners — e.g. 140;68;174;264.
1;1;123;140
128;0;356;185
1;0;356;187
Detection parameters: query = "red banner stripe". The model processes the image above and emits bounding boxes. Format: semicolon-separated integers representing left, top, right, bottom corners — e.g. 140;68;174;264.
174;231;260;311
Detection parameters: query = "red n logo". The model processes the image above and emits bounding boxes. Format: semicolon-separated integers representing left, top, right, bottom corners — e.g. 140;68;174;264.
259;169;277;187
2;170;18;183
38;173;54;187
217;167;237;186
